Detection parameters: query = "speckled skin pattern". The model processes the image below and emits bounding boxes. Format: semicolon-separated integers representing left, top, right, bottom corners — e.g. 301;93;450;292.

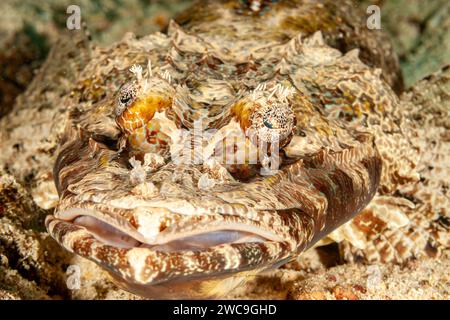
0;0;448;299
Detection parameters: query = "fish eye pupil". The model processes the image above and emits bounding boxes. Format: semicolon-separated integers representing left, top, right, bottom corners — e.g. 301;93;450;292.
263;119;273;129
120;94;131;105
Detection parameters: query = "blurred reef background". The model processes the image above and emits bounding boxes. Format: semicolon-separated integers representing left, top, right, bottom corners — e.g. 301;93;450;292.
0;0;193;118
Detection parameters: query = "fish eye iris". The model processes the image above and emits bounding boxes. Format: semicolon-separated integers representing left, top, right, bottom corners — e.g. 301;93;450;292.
251;103;295;145
115;83;138;116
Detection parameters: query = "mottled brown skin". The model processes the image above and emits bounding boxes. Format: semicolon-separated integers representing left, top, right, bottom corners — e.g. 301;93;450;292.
174;0;404;93
0;0;448;299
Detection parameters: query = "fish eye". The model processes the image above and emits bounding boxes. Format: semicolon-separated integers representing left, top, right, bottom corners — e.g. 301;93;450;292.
262;105;292;130
115;82;138;116
251;103;296;146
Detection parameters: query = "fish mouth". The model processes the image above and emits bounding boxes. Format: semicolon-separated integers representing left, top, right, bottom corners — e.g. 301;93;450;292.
49;206;285;251
45;203;295;298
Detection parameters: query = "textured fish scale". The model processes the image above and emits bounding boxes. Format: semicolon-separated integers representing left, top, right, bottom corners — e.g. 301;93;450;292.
330;66;450;263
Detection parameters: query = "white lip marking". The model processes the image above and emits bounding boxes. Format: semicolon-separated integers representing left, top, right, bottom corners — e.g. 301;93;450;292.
126;248;153;283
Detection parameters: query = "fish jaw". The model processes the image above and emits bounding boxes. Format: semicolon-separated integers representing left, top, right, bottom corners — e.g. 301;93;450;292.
45;210;296;299
45;190;302;299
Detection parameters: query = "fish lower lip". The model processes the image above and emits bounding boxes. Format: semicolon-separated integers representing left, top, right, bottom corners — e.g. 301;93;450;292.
72;215;267;251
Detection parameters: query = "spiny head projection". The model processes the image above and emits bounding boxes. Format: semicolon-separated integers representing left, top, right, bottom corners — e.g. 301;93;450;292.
45;1;413;299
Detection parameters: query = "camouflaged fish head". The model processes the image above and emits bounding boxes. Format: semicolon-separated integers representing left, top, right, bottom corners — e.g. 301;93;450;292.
44;2;410;298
